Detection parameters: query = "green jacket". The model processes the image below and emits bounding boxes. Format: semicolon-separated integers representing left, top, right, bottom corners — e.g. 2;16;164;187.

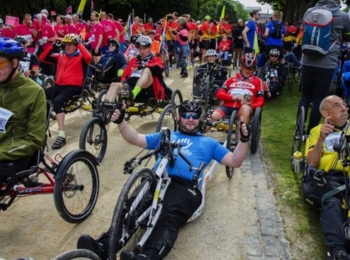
0;73;47;161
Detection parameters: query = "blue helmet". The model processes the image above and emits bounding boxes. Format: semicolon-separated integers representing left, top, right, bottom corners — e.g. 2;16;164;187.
0;37;25;60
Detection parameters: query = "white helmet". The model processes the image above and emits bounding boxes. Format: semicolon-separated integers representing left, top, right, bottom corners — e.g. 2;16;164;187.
205;49;217;57
136;35;152;47
269;48;280;56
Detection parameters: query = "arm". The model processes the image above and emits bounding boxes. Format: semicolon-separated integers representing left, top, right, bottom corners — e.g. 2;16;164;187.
114;118;147;148
242;27;250;46
96;34;103;50
264;26;269;38
39;45;58;65
77;43;92;64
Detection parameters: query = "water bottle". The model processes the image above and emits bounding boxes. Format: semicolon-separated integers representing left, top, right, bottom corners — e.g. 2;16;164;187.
293;151;303;173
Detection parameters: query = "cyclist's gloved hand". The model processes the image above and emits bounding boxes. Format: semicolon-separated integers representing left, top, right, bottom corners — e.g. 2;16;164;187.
53;39;62;50
111;103;126;124
73;36;80;46
239;118;250;143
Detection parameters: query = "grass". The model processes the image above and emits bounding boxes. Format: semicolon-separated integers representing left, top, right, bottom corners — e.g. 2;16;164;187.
260;84;326;260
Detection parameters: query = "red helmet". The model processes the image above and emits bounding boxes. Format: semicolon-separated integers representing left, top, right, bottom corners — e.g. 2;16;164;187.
240;53;257;68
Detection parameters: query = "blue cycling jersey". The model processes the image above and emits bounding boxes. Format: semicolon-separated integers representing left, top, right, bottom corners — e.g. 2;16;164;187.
145;131;229;181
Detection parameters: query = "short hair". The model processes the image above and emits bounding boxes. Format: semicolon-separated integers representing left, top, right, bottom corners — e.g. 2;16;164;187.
108;13;114;19
249;10;259;17
173;12;178;17
23;14;31;19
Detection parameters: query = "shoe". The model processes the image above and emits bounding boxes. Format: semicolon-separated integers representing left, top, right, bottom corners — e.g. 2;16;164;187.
121;82;134;106
120;250;150;260
180;72;188;78
333;250;350;260
169;66;173;71
51;136;66;150
77;234;108;260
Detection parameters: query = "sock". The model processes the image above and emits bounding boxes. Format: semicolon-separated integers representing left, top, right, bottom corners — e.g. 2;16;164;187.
58;131;66;138
132;86;141;99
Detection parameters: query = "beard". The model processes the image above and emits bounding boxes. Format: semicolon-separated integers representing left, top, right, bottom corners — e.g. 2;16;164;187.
178;119;200;134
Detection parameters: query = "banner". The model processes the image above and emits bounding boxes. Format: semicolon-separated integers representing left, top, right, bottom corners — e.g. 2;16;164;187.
253;32;259;54
66;5;72;14
91;0;94;12
158;14;167;54
50;10;56;16
220;5;226;20
77;0;86;16
5;16;19;27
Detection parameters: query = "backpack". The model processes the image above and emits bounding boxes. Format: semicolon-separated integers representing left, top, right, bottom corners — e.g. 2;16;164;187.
302;7;339;56
269;21;282;39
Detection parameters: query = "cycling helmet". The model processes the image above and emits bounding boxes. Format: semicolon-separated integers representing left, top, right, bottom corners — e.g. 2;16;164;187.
14;36;29;45
108;38;120;49
269;48;280;56
62;33;79;43
240;53;257;68
136;35;152;48
205;49;217;57
178;100;202;116
0;37;25;59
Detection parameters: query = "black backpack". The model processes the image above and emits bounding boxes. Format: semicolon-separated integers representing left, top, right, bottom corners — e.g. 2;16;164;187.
270;21;282;39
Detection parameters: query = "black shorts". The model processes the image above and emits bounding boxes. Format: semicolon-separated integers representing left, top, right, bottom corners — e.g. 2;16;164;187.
201;39;216;50
91;48;102;56
215;105;238;118
166;40;174;53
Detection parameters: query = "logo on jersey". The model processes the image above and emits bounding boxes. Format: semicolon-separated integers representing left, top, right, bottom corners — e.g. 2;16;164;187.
228;81;254;97
175;138;193;156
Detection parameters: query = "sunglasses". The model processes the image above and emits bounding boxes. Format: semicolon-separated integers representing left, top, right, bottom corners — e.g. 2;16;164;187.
270;55;278;58
180;113;200;120
109;43;117;47
0;59;10;69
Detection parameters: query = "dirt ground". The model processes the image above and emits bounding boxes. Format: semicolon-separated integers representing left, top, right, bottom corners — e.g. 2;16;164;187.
0;69;286;260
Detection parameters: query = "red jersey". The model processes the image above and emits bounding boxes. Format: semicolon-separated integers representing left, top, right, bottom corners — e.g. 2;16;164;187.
217;39;232;52
144;23;155;34
54;25;67;38
218;23;232;36
132;23;144;35
201;21;217;39
2;27;15;39
216;73;265;110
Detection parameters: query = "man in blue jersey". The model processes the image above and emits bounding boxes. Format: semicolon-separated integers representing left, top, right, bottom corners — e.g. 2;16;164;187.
242;10;260;54
77;100;250;260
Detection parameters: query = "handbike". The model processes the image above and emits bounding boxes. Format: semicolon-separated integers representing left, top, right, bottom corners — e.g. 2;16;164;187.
107;127;225;260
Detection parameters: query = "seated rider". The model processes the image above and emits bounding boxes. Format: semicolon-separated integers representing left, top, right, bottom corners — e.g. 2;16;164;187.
88;38;127;83
193;49;229;99
40;33;92;149
217;35;232;66
77;100;250;260
304;95;350;260
0;37;46;184
14;36;40;78
258;48;286;96
210;53;265;130
104;35;171;105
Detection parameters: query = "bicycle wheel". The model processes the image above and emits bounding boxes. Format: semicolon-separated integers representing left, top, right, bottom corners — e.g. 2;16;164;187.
164;59;169;77
79;117;108;163
43;76;55;89
226;111;238;179
52;249;101;260
170;89;183;109
96;89;108;110
108;168;156;260
250;107;262;154
54;150;99;223
156;104;177;132
290;106;305;172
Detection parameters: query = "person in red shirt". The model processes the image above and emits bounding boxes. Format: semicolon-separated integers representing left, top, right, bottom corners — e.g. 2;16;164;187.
54;15;67;38
211;53;264;129
72;14;85;34
217;35;232;66
100;12;118;54
143;17;155;34
108;14;125;51
65;15;77;34
89;11;104;64
2;25;16;39
218;18;232;37
15;14;37;54
132;16;145;36
155;21;163;42
40;34;92;149
36;14;57;52
200;16;217;62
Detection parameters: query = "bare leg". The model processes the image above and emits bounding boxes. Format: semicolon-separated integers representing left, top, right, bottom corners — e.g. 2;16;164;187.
56;113;65;131
106;82;123;103
135;68;153;89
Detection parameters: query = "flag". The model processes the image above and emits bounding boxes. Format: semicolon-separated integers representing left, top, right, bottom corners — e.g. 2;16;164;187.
126;14;132;41
80;26;86;41
98;8;102;21
66;5;72;14
253;32;259;54
158;15;167;54
220;5;226;20
91;0;94;12
77;0;86;16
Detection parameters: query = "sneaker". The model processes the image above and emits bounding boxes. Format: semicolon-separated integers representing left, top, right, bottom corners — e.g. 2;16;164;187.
180;72;188;78
333;250;350;260
120;250;150;260
77;234;108;260
169;66;173;71
51;136;66;150
121;83;134;106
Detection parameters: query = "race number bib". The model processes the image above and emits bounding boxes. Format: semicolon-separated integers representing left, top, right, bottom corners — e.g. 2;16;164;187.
0;107;14;134
324;132;342;152
19;60;30;74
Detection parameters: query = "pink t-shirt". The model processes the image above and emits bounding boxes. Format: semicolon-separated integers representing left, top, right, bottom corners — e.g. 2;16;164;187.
39;24;56;50
54;25;67;38
75;22;85;34
90;22;104;49
67;23;77;34
15;24;36;53
114;21;124;43
2;27;15;39
176;29;188;45
100;19;117;46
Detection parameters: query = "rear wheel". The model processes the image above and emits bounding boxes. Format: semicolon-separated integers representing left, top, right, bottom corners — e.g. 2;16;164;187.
79;117;108;163
156;104;177;133
108;168;156;260
250;107;262;154
164;59;170;77
226;111;238;179
54;151;99;223
52;249;101;260
170;89;183;110
290;106;305;172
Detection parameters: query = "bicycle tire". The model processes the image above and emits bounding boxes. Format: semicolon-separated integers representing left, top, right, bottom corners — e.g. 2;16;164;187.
164;60;169;77
42;77;55;89
51;249;101;260
108;168;156;260
170;89;183;109
96;89;108;110
226;110;238;179
250;107;262;154
79;117;108;163
54;150;99;223
156;104;177;133
203;75;211;114
290;106;305;172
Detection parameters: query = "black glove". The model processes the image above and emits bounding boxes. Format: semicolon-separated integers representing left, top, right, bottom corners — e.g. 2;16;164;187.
73;37;80;46
53;40;62;50
112;103;125;124
239;122;250;143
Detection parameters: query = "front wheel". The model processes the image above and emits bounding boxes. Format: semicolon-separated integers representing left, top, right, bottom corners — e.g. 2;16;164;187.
52;249;101;260
170;89;183;109
156;104;177;133
250;107;262;154
54;150;99;223
226;111;238;179
79;117;108;163
164;59;170;77
108;168;156;260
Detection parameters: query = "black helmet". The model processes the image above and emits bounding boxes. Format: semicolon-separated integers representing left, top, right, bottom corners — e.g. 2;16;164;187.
107;38;120;50
178;100;202;115
14;36;29;45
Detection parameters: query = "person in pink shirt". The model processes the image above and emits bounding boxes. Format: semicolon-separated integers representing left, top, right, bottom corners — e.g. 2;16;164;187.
2;25;16;39
107;13;125;52
15;14;37;54
100;12;118;54
54;15;67;38
89;11;104;64
65;15;77;34
36;14;57;52
72;14;85;34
